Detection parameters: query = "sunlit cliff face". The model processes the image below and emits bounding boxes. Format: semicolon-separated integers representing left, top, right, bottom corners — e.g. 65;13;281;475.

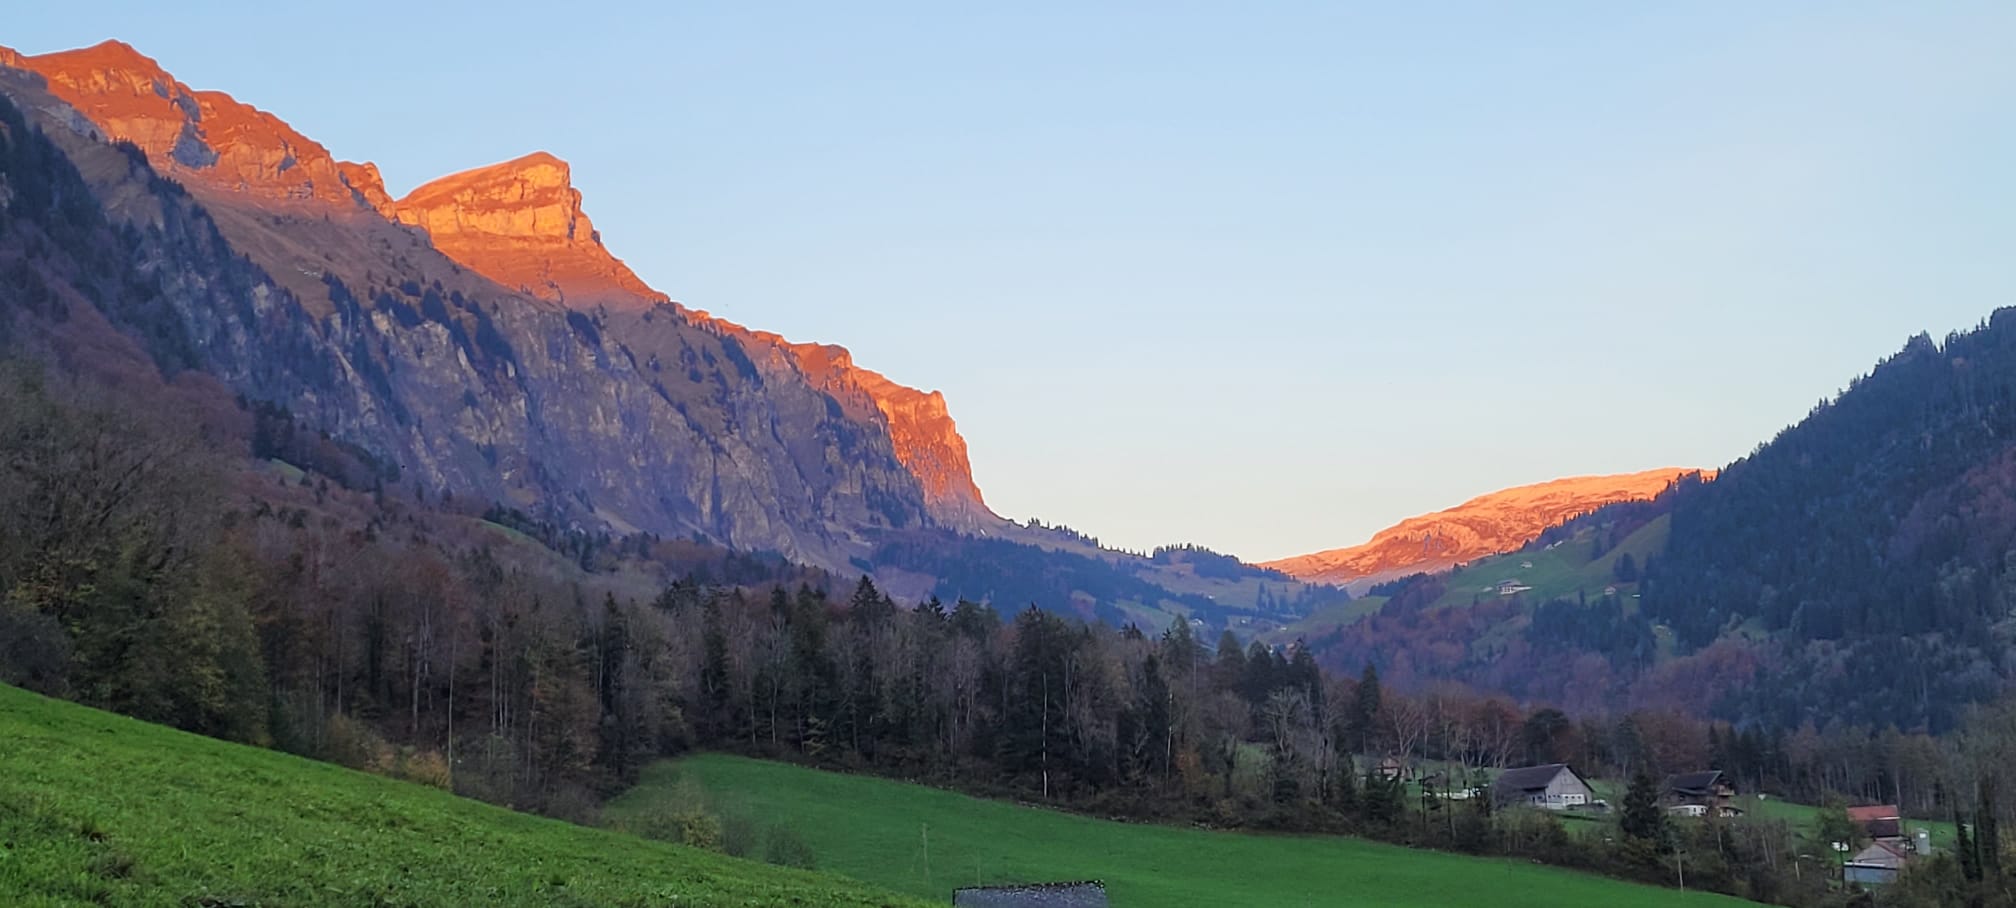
10;38;997;531
674;308;996;528
1264;467;1713;584
15;40;377;211
391;151;996;526
389;152;664;311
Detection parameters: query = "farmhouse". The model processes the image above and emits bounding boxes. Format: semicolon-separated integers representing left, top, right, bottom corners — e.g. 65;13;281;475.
1843;840;1912;886
1377;755;1408;782
1663;770;1742;818
1846;805;1904;842
1492;763;1595;810
953;881;1109;907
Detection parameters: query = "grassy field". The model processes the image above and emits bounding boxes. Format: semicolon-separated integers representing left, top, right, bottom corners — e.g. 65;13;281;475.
1267;594;1388;643
1730;794;1957;850
1263;517;1672;646
0;684;928;907
1430;516;1670;611
613;754;1755;908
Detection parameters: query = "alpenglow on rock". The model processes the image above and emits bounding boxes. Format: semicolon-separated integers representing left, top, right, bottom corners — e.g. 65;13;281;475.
389;152;663;310
387;151;999;529
1264;468;1710;585
0;39;998;564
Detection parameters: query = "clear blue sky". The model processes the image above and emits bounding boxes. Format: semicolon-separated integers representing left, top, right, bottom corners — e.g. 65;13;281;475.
11;3;2016;561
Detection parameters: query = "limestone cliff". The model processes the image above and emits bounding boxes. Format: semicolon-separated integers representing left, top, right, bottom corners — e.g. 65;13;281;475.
12;41;383;211
0;43;955;565
679;309;996;528
393;152;999;528
390;153;662;310
1264;468;1711;585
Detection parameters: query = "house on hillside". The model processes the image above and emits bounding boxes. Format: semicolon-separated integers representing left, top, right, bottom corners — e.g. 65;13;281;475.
1492;763;1595;811
953;881;1108;907
1376;755;1409;782
1847;805;1904;842
1663;770;1742;818
1843;840;1912;886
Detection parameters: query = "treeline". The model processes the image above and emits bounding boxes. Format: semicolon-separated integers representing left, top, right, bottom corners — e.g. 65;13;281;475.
867;531;1234;627
1148;542;1288;582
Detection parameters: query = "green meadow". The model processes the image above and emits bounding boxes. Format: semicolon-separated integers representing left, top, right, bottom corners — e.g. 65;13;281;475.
614;754;1756;908
0;684;927;907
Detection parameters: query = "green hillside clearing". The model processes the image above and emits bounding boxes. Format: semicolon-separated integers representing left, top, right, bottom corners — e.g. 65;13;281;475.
1429;515;1671;611
0;684;927;907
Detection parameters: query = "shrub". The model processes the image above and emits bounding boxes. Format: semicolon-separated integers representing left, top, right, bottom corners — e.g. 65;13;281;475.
763;824;818;869
392;747;452;790
721;811;760;858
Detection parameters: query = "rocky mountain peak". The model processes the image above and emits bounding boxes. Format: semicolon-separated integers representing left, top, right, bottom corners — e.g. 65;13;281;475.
8;41;371;210
389;152;664;309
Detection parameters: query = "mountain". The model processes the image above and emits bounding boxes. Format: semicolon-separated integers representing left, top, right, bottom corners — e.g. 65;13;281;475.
1640;318;2016;730
0;39;993;566
1264;467;1708;586
1290;313;2016;732
374;146;997;528
0;38;1324;630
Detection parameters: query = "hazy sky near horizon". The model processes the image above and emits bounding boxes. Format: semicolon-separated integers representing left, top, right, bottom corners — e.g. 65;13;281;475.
11;3;2016;560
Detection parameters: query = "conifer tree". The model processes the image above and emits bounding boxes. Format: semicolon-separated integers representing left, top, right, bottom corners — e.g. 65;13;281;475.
1621;769;1666;846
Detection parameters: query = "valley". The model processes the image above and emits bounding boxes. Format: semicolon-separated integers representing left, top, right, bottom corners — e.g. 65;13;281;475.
0;22;2012;908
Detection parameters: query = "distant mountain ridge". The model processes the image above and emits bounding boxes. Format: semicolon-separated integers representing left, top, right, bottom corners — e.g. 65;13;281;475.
1264;468;1710;586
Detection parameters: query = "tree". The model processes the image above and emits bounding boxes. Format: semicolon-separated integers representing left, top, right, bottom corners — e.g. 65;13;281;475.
1522;708;1573;765
1125;652;1173;783
1211;631;1245;694
1240;640;1278;706
1620;769;1666;847
1813;800;1862;857
1350;663;1383;754
1981;774;2003;882
0;366;266;742
1613;552;1639;583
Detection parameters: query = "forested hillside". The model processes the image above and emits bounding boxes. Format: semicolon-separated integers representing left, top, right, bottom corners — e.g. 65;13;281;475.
1648;321;2016;732
1303;316;2016;738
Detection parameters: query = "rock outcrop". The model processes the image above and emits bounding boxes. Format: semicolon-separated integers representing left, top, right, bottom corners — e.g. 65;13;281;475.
11;40;382;211
389;153;663;310
676;308;997;528
336;160;393;213
849;367;990;523
1264;468;1710;585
